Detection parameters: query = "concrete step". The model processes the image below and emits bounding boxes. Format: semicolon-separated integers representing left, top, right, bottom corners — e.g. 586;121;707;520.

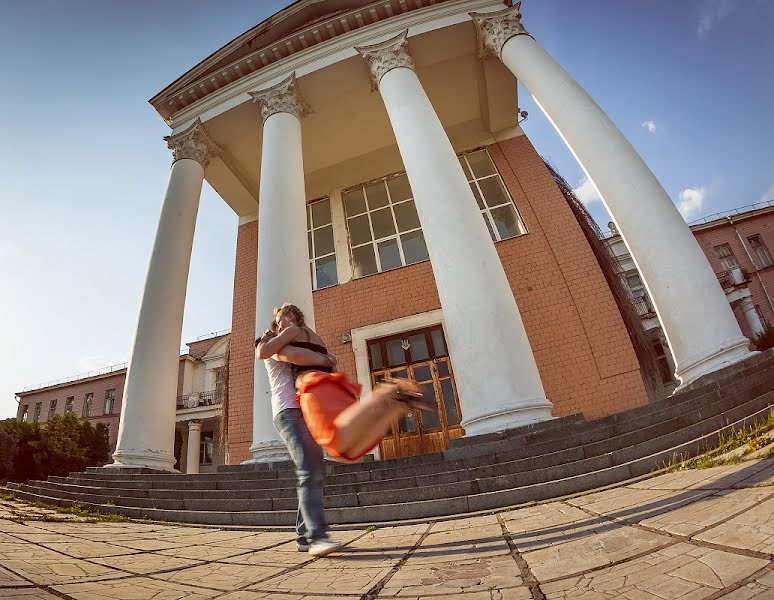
14;401;773;526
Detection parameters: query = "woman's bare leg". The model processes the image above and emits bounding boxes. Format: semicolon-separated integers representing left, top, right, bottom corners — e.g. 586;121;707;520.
332;382;418;458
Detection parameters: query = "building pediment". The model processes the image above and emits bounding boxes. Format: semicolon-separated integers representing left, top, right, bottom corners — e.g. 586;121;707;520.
150;0;466;121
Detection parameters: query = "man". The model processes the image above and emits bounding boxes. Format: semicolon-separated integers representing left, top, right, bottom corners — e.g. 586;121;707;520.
256;322;343;557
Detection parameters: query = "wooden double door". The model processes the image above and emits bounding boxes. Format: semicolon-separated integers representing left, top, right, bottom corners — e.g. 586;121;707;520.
368;325;463;459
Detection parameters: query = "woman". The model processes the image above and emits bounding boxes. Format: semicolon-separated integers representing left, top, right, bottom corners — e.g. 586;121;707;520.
258;303;434;461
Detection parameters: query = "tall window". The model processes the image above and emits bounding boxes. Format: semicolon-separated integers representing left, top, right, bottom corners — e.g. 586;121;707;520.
344;174;429;278
83;393;93;417
755;305;768;329
200;433;214;465
104;389;115;415
653;339;674;384
65;397;74;414
21;405;28;421
33;402;42;422
48;399;57;420
307;198;338;289
749;235;773;268
459;150;527;242
714;244;738;270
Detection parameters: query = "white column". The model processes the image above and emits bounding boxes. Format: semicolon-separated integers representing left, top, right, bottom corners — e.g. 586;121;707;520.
470;4;753;387
356;32;553;436
110;120;220;471
186;420;202;475
740;296;765;338
245;74;315;461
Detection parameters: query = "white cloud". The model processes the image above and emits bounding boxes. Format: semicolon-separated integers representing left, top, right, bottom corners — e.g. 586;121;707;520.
759;183;774;203
676;187;706;219
697;0;739;37
78;355;124;373
573;176;601;206
641;120;657;134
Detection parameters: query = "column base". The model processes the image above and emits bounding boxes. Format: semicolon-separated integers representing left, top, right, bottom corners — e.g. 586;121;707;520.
675;336;755;390
246;439;291;463
461;399;554;437
108;450;178;472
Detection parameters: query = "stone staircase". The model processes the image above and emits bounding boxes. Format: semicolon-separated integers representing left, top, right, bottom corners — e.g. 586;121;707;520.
12;352;774;526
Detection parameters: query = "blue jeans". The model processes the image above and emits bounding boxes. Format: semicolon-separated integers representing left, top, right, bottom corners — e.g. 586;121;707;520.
273;408;328;543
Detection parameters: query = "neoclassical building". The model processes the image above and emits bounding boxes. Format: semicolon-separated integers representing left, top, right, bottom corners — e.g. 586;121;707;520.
109;0;754;470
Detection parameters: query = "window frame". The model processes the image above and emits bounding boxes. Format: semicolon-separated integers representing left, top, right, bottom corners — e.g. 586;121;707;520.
307;197;338;290
33;402;42;422
21;405;28;421
48;399;57;420
748;235;773;268
104;389;116;415
714;243;739;270
344;173;429;278
65;396;74;414
459;149;528;242
82;392;93;417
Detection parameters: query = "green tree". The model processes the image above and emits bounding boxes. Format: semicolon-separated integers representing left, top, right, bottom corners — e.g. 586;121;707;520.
41;413;87;477
0;430;16;482
81;421;110;467
0;418;44;482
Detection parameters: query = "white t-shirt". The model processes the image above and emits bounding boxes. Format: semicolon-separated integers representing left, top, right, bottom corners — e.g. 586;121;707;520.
265;357;299;418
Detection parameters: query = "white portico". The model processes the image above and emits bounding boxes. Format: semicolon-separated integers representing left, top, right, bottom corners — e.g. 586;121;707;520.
110;0;752;470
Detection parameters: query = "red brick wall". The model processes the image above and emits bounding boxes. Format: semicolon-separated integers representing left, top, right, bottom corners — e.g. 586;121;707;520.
227;219;258;464
693;212;774;339
225;134;649;461
15;372;126;452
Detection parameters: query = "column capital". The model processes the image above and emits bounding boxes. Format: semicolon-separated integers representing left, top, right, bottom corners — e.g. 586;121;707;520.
249;73;311;122
355;30;415;91
164;118;221;167
187;419;202;431
470;2;532;60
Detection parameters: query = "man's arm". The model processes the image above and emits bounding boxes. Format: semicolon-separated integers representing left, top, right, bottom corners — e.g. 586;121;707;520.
256;325;301;360
275;346;336;369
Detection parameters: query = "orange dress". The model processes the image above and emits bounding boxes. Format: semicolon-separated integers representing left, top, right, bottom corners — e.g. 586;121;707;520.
296;371;378;461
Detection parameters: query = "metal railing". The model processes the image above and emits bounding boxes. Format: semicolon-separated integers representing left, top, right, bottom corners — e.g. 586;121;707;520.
193;329;231;341
632;295;656;318
176;389;223;410
716;266;749;290
22;362;128;393
689;199;774;226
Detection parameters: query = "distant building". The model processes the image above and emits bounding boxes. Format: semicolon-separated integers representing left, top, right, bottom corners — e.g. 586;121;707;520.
15;333;228;474
605;201;773;394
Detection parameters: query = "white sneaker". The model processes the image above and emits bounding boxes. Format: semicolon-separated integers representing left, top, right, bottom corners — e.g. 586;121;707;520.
308;536;343;557
296;541;310;552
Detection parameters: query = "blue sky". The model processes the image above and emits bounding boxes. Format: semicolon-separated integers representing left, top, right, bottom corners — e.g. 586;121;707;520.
1;0;772;418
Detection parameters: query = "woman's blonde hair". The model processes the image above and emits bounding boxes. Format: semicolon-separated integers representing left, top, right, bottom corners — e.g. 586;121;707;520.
274;303;305;326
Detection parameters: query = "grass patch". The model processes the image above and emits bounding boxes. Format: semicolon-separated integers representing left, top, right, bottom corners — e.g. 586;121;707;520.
662;408;774;472
6;497;131;523
365;525;377;533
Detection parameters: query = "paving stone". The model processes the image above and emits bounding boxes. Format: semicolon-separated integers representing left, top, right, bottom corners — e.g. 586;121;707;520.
695;496;774;554
503;502;613;552
377;554;526;597
522;524;672;583
718;568;774;599
89;552;205;574
251;564;393;595
54;575;219;599
402;523;510;567
208;531;294;550
0;564;32;586
0;590;62;599
734;459;774;488
38;540;142;558
540;542;769;599
0;558;123;585
153;561;285;591
154;543;253;561
636;488;774;536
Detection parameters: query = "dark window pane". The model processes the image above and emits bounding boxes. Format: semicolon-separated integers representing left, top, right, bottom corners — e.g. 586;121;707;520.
412;364;431;381
459;157;472;181
315;256;338;288
478;176;509;208
387;174;413;202
420;383;440;429
437;361;450;377
308;232;313;258
371;208;396;239
348;214;372;246
491;205;525;240
343;188;366;216
431;330;447;356
467;150;496;178
441;379;460;425
407;334;429;362
369;344;384;370
394;200;420;232
378;238;402;271
306;205;311;230
386;340;406;366
392;368;408;379
313;225;334;256
311;199;331;226
365;181;389;209
399;412;417;433
352;244;378;278
470;182;484;209
401;231;429;264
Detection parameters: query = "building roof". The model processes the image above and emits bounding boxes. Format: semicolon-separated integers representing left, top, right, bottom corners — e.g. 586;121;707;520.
149;0;467;121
